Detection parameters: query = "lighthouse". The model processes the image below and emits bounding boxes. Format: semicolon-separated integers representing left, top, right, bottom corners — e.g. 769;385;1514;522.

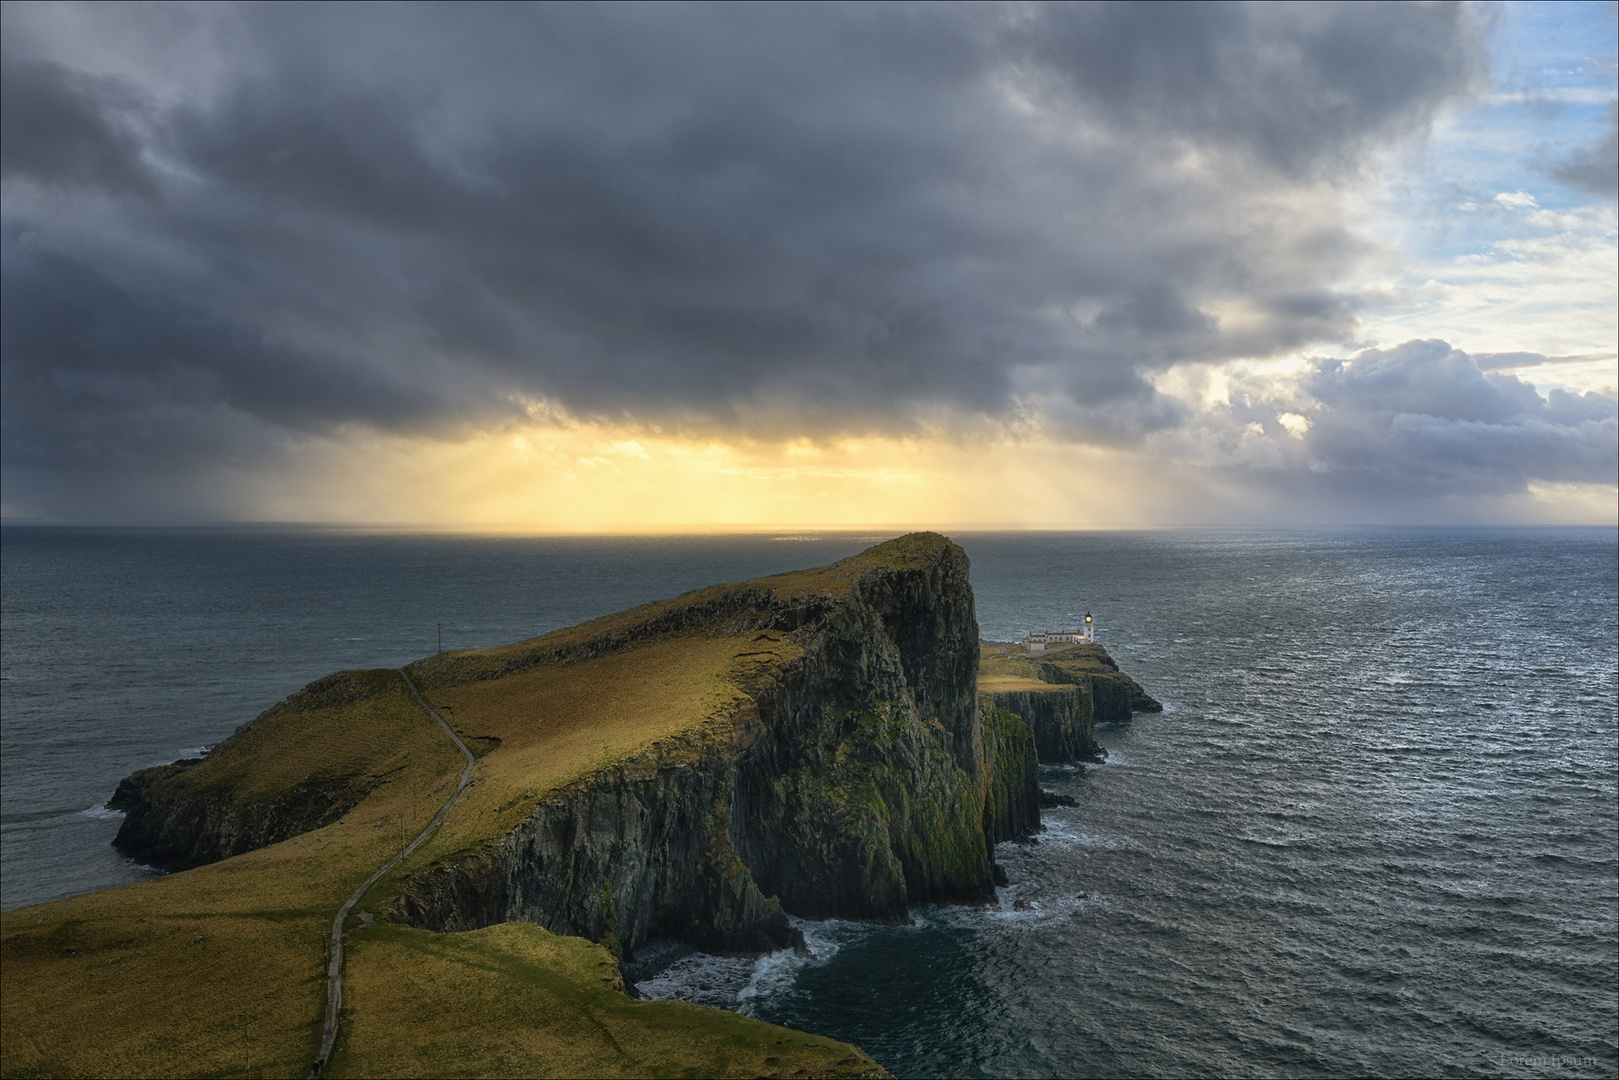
1019;612;1097;651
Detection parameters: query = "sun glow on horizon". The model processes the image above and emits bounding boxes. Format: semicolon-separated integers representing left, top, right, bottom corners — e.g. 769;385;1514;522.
128;409;1604;532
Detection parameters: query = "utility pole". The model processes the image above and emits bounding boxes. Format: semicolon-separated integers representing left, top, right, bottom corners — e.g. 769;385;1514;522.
437;623;442;653
236;1021;255;1077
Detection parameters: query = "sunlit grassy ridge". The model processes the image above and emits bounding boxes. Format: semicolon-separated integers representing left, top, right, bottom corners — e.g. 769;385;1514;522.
0;540;939;1079
976;673;1063;692
0;679;462;1078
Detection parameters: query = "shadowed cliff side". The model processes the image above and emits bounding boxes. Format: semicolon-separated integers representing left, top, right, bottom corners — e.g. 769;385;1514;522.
978;639;1162;764
979;686;1102;763
386;532;1016;950
1031;641;1163;718
109;534;1032;967
19;533;1048;1080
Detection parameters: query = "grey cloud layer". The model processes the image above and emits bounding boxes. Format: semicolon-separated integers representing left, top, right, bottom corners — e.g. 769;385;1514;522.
1165;340;1616;519
7;1;1602;521
1552;100;1619;198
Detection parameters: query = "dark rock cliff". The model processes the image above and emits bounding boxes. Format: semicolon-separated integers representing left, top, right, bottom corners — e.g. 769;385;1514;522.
394;536;1025;954
1031;647;1162;719
980;687;1103;763
111;535;1040;963
980;707;1040;843
977;639;1160;764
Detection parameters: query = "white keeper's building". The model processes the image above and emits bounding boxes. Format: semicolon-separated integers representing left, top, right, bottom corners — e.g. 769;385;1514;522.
1022;613;1094;651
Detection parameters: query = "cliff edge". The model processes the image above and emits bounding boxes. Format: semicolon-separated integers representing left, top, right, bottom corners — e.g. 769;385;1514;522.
978;639;1163;764
5;533;1039;1079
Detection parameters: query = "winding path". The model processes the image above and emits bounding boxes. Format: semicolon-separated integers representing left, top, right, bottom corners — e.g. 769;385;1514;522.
309;669;476;1079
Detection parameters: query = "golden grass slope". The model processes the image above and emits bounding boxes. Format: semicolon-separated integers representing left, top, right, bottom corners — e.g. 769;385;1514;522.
1;540;920;1079
977;642;1067;694
336;922;879;1079
1;675;461;1078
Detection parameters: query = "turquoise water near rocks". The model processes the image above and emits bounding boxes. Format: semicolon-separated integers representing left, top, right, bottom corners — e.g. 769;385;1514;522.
3;526;1614;1078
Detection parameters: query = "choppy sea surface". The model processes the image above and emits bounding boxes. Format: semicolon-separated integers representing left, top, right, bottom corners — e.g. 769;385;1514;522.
3;526;1615;1078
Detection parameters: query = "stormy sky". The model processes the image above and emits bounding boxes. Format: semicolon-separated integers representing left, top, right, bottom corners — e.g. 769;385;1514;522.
2;1;1614;527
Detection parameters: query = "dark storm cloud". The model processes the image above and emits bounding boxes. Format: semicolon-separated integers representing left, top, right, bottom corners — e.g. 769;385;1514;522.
0;1;1502;512
1017;1;1483;175
0;59;153;196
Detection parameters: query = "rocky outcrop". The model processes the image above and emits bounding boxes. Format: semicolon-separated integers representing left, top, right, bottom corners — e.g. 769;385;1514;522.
394;537;1023;954
977;638;1159;764
1032;649;1162;718
110;758;366;869
112;534;1041;963
110;670;406;868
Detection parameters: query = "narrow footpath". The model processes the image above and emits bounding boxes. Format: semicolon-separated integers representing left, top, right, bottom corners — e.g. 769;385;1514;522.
309;668;477;1079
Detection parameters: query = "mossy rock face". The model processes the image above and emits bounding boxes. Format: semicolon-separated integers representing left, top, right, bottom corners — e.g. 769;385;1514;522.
980;707;1040;844
66;534;1057;1078
978;686;1099;763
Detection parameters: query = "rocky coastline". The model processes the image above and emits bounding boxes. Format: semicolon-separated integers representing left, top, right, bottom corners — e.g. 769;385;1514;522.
6;534;1160;1079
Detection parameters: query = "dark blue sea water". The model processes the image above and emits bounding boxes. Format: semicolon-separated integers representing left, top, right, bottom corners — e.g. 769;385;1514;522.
3;526;1615;1078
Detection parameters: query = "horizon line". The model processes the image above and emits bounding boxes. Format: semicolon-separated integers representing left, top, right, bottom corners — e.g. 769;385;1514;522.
5;519;1616;534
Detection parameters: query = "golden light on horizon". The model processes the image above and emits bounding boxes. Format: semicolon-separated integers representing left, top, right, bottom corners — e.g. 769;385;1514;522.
220;410;1616;532
238;418;1168;532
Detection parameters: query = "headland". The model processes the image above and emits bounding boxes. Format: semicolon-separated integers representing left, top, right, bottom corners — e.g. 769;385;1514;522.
0;533;1158;1079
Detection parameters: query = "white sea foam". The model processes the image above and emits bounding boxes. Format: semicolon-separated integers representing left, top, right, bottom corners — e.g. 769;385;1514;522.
636;916;859;1015
1023;818;1135;852
924;888;1103;932
633;951;758;1009
80;802;125;821
735;947;809;1011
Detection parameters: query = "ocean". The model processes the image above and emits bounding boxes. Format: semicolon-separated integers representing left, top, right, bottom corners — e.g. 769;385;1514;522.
2;526;1615;1078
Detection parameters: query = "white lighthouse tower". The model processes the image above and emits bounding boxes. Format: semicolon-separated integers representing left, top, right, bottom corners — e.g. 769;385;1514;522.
1082;611;1094;643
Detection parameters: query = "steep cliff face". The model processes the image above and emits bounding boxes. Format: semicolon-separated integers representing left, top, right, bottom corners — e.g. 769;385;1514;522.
980;686;1102;763
388;726;802;956
394;536;1018;953
979;707;1040;843
977;639;1160;766
729;549;995;922
1032;647;1162;719
112;534;1038;965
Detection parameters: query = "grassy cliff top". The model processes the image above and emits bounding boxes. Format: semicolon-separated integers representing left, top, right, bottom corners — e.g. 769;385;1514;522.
979;640;1120;684
978;639;1159;714
0;537;961;1079
977;673;1070;693
405;531;956;690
